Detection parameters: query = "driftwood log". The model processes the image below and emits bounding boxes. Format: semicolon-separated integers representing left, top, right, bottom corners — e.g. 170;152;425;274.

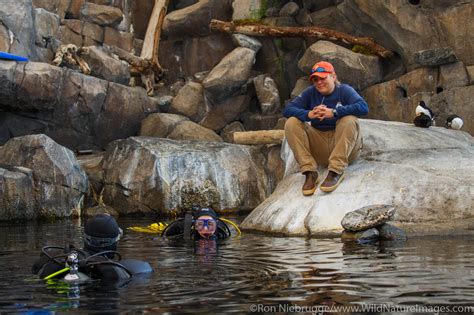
210;19;392;58
106;0;169;96
233;130;285;145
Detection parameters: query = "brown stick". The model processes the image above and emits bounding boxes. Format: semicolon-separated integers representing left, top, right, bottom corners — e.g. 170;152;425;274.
210;19;393;58
233;130;285;145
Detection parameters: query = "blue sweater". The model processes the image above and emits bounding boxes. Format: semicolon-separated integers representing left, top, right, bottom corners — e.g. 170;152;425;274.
283;83;369;130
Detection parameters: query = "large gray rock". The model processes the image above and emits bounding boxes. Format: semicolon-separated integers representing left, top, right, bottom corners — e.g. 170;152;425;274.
101;137;271;214
168;121;223;142
80;2;123;27
159;34;234;84
341;205;395;232
363;66;472;134
232;34;262;53
202;47;256;105
254;74;281;114
241;119;474;236
81;46;130;84
0;1;37;60
139;113;189;138
298;41;383;91
199;95;250;131
338;0;474;69
34;8;61;53
0;61;160;150
414;47;458;67
0;134;88;220
0;167;35;220
232;0;265;20
169;81;206;122
163;0;232;37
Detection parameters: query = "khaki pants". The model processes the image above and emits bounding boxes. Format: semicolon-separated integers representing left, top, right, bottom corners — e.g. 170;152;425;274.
284;116;362;174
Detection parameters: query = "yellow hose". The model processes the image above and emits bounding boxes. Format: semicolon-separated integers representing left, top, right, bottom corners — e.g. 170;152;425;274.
127;222;168;233
220;218;242;235
44;267;70;280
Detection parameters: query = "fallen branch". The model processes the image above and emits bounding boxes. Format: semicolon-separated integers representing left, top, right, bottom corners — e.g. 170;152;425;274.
233;130;285;145
210;19;393;58
141;0;169;70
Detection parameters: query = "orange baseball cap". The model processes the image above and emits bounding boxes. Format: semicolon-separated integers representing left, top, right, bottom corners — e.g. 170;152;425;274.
309;61;335;80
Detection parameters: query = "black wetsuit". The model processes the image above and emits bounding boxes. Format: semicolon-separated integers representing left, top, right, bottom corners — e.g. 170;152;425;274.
32;246;151;281
161;218;231;240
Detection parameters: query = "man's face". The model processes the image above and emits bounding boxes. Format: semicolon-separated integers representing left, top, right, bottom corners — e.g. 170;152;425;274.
195;215;217;238
312;74;336;95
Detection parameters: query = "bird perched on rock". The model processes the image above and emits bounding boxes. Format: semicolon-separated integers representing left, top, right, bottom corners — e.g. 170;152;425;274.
414;101;436;128
445;115;464;130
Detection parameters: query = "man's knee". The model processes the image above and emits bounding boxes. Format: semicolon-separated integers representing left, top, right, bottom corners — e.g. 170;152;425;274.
284;117;304;132
336;115;358;129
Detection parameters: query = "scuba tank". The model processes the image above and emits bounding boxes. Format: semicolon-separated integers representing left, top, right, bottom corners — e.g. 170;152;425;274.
33;245;134;281
63;251;90;283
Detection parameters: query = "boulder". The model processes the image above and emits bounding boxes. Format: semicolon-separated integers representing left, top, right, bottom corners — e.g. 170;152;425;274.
279;2;299;17
241;113;282;131
80;2;123;27
241;119;474;236
169;81;206;122
232;0;265;20
298;41;383;91
254;74;281;114
363;65;470;133
101;137;271;214
221;121;245;143
0;62;160;150
0;1;37;60
0;134;88;220
341;228;379;243
80;46;130;84
291;77;311;99
139;113;189;138
203;47;256;105
159;34;234;84
32;0;70;19
377;223;407;241
0;24;10;52
168;121;222;142
103;26;134;52
0;167;35;220
430;85;474;135
414;47;458;67
163;0;232;37
339;0;441;69
33;8;61;55
199;95;250;131
232;34;262;53
335;1;473;69
341;205;395;232
436;2;474;66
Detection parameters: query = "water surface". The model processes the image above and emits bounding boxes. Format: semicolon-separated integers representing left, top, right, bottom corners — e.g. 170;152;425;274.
1;217;473;313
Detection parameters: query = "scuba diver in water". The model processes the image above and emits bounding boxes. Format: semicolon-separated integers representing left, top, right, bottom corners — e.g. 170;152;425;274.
161;207;239;240
32;214;152;282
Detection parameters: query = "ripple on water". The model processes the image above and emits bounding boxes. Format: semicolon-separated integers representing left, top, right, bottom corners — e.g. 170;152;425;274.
1;219;474;312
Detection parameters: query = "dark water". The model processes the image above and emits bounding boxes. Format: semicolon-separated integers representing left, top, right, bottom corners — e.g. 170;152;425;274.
1;217;474;314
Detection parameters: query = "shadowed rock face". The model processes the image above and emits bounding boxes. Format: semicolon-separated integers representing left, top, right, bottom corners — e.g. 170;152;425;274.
0;61;160;150
101;137;271;215
241;119;474;237
0;134;88;220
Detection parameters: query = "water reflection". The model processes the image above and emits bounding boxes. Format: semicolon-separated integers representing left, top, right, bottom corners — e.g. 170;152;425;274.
0;218;473;313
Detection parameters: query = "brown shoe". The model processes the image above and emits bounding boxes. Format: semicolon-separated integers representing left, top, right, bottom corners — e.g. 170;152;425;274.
320;171;345;192
302;171;318;196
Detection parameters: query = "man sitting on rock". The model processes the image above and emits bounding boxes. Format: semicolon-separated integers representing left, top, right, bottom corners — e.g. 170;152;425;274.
283;61;369;195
